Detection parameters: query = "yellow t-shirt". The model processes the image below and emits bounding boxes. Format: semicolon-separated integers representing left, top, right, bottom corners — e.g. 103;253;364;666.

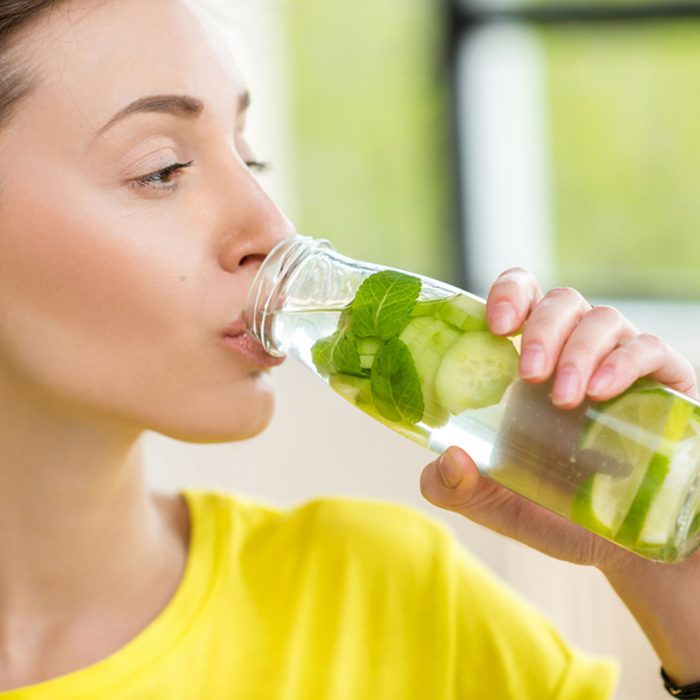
2;490;619;699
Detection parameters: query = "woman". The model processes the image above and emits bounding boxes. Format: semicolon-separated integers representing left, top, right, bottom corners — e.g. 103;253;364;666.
0;0;698;697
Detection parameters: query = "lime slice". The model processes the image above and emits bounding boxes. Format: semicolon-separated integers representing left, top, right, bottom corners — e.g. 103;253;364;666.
636;427;700;546
615;396;694;546
570;474;613;539
573;388;693;545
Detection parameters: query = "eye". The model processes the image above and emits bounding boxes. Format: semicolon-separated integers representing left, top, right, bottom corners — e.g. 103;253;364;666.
246;160;271;174
133;160;195;190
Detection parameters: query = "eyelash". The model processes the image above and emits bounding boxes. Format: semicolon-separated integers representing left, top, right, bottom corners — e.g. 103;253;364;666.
132;159;271;192
133;160;194;190
246;161;271;174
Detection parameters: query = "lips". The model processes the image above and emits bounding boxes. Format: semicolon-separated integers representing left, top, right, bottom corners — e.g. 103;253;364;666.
222;318;247;338
221;317;285;368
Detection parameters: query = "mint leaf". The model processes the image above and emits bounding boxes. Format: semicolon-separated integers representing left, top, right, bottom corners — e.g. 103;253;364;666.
370;337;424;423
338;305;353;331
333;331;363;376
351;271;422;340
311;330;363;378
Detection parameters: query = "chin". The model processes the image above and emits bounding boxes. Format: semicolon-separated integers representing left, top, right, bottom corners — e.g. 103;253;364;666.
154;383;276;445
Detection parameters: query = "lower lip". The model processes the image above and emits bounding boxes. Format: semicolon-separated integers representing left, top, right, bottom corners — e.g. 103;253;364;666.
221;333;286;368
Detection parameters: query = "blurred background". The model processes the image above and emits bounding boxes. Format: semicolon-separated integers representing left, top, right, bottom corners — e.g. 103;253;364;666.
146;1;700;697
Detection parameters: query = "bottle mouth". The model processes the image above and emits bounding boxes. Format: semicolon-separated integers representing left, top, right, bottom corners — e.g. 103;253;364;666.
244;234;333;356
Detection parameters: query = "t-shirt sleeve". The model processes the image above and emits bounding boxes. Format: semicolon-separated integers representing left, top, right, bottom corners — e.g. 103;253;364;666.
436;521;620;700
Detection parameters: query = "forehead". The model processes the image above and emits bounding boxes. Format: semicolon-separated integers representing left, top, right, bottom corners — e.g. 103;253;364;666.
10;0;245;137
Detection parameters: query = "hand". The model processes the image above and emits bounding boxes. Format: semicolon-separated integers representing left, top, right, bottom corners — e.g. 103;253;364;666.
419;267;700;684
419;267;699;571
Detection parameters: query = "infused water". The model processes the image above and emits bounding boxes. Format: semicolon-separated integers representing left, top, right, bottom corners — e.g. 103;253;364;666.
246;235;700;562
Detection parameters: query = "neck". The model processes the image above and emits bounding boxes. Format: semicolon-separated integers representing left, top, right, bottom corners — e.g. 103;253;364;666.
0;369;185;623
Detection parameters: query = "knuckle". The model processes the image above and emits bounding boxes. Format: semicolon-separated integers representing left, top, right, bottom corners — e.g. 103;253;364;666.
679;361;699;395
545;286;586;307
557;340;588;365
500;266;532;280
490;278;520;297
683;357;697;380
493;267;538;294
638;332;666;355
588;304;623;323
616;342;637;362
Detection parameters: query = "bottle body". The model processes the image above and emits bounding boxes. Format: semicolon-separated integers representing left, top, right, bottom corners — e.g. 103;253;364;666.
246;235;700;562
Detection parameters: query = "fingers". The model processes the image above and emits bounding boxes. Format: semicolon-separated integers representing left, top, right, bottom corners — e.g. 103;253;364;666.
486;268;699;408
486;267;544;336
517;287;594;383
521;300;638;408
588;333;699;401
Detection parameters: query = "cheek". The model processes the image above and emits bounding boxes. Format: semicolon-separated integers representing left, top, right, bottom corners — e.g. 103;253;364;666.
1;183;185;326
0;185;185;370
0;174;273;441
0;182;189;396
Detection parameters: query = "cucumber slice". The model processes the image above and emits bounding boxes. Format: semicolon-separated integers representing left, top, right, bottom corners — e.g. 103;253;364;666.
434;332;519;414
357;337;383;356
357;337;383;370
410;298;447;318
399;318;462;427
398;316;445;349
360;355;374;370
329;373;373;405
436;294;488;333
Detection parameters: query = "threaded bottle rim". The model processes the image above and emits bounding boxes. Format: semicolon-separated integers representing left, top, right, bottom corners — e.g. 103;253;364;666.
244;235;333;355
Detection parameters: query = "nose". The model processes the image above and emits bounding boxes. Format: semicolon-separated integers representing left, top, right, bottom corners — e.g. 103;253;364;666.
216;162;296;274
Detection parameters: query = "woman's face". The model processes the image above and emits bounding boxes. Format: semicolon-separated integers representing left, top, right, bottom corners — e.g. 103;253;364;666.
0;0;294;443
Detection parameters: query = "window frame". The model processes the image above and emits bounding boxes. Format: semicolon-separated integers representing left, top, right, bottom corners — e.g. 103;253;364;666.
443;0;700;367
445;0;700;290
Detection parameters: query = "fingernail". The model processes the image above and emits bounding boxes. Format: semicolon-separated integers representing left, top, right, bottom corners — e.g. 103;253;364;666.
520;343;546;377
554;367;579;405
489;302;516;335
437;452;462;490
589;367;614;395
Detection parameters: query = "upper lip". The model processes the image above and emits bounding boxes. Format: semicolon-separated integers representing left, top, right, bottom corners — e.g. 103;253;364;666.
222;318;247;338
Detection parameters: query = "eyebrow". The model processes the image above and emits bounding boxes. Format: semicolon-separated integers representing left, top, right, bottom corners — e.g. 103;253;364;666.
94;90;251;138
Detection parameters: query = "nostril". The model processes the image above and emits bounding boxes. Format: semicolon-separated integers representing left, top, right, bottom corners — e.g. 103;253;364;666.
240;253;266;270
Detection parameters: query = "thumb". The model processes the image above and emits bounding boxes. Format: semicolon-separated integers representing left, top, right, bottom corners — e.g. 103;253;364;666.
419;446;610;566
419;446;515;522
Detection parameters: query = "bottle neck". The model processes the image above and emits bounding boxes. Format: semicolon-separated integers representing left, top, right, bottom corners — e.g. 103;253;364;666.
244;235;335;356
245;234;476;358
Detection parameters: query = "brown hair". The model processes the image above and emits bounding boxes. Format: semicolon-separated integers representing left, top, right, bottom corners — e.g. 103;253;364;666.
0;0;61;126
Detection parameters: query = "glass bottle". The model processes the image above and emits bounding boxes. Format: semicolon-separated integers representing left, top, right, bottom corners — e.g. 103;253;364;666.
244;234;700;563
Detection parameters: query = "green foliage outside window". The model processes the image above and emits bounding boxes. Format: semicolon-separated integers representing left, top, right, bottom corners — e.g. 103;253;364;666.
544;22;700;299
282;0;453;283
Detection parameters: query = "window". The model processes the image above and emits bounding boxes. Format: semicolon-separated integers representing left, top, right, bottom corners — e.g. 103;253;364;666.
450;1;700;303
283;0;452;281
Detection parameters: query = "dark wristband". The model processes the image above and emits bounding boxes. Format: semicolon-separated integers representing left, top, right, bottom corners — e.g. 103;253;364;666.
661;667;700;698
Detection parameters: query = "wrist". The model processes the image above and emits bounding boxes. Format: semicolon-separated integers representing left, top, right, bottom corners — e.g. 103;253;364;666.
661;666;700;698
599;548;700;686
